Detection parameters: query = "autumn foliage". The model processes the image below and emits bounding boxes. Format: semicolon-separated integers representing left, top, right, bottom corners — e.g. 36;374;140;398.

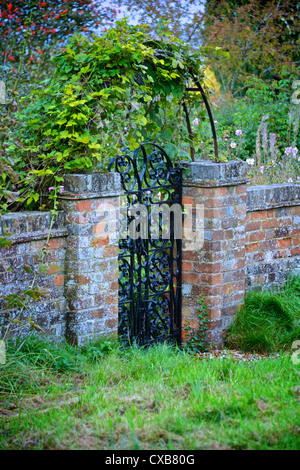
202;0;299;96
122;0;299;97
0;0;117;75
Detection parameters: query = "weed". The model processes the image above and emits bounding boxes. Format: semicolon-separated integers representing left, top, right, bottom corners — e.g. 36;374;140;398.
183;295;209;353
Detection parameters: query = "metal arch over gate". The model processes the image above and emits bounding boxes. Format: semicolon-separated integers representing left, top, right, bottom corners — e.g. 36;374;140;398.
108;143;182;347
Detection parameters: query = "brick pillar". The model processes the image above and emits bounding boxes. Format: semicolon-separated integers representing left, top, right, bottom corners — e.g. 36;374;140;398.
59;173;122;345
182;160;248;347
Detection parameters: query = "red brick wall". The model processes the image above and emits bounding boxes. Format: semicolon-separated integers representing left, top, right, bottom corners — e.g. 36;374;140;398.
0;212;67;339
61;195;120;345
182;183;247;346
245;205;300;289
1;169;299;348
0;173;122;345
181;165;300;347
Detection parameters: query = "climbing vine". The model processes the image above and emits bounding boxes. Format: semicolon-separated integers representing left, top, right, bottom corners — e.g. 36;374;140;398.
1;19;220;212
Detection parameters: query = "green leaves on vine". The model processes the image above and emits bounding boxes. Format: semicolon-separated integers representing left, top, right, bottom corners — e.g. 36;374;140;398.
2;19;213;211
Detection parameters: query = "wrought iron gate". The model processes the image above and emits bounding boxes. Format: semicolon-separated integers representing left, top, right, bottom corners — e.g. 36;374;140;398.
108;143;182;347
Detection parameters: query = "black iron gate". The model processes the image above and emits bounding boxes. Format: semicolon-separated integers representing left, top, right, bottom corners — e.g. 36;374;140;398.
108;143;182;347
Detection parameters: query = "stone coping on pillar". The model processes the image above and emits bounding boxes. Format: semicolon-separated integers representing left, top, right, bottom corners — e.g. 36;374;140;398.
60;172;122;199
182;159;248;187
247;183;300;211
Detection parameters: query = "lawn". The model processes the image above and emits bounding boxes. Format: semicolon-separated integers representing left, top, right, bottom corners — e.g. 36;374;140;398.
0;339;299;450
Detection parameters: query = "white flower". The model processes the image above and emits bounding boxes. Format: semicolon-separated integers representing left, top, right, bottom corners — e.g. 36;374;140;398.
235;129;242;136
192;118;199;126
246;158;255;165
287;178;293;183
230;142;236;148
292;147;298;158
285;147;292;155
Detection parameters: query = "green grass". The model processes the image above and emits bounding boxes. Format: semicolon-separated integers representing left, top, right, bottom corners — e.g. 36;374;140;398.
225;275;300;353
0;333;117;395
0;336;299;450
